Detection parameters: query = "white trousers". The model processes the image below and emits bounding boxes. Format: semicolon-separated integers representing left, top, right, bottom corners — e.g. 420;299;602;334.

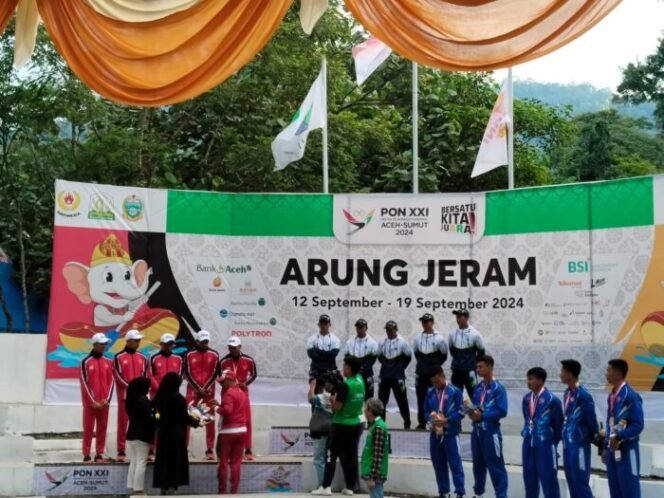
126;440;150;491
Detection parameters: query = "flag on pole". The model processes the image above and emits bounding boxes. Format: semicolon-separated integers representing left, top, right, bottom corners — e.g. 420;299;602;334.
352;37;392;86
272;66;326;170
471;80;510;178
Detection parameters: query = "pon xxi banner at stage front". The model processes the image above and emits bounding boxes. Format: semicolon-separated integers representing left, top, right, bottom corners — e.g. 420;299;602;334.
45;177;664;405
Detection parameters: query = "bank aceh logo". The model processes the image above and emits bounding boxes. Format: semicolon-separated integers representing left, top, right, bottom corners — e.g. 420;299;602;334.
342;208;375;235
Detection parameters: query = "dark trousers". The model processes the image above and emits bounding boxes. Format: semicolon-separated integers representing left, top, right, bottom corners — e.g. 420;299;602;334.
361;370;374;399
416;374;432;427
378;378;411;428
451;369;476;399
322;423;363;490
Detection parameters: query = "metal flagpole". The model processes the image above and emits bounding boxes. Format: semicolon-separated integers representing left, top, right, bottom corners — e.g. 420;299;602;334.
412;61;419;194
507;67;514;190
322;57;329;194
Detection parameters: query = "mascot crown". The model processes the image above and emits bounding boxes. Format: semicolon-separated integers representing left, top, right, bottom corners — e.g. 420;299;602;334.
90;234;132;267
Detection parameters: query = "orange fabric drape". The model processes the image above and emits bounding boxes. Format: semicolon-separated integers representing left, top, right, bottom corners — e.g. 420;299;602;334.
344;0;622;70
0;0;18;34
36;0;292;106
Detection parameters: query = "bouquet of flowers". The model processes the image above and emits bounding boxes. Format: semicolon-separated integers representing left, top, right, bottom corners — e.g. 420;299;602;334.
187;400;214;425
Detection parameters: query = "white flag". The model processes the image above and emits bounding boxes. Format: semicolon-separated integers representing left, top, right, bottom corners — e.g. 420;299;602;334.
272;66;326;170
353;37;392;86
471;80;510;178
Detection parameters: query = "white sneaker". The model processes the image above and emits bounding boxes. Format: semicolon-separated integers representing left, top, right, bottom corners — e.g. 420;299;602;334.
312;486;332;496
341;489;354;496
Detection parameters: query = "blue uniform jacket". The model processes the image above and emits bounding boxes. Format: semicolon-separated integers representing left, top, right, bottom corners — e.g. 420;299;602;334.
424;383;464;436
605;383;644;450
471;378;508;432
562;384;599;445
521;388;563;447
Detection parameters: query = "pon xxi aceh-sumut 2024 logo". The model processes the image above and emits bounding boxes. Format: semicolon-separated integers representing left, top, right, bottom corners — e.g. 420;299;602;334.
342;208;375;235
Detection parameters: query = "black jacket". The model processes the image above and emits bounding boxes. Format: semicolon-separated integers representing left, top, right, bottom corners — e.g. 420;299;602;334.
126;396;156;444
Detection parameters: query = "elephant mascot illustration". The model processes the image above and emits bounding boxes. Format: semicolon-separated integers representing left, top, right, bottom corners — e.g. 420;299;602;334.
59;234;179;354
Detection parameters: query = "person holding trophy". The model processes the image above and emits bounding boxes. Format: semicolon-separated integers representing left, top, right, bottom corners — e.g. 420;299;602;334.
424;366;465;498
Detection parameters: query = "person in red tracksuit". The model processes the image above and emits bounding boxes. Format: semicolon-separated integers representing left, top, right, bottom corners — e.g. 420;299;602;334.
219;336;257;460
217;369;249;494
114;329;149;463
184;330;220;460
149;333;183;459
80;332;115;464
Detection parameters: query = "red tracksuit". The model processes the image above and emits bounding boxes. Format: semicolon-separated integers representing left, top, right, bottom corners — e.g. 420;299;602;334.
184;347;220;450
80;352;115;458
219;354;257;449
114;349;148;454
149;351;183;396
218;385;249;494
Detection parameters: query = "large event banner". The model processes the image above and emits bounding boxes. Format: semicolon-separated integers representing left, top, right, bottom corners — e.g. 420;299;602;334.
46;177;664;405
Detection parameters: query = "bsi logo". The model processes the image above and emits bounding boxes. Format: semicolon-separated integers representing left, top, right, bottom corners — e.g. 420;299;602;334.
567;260;590;273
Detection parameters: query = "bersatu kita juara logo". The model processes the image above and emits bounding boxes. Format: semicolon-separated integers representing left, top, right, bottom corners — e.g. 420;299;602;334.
342;208;375;235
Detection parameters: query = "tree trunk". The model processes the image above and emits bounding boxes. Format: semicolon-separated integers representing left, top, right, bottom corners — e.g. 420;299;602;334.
0;281;12;332
14;202;30;333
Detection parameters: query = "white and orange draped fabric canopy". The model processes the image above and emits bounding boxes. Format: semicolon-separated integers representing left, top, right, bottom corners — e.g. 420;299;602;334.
0;0;622;106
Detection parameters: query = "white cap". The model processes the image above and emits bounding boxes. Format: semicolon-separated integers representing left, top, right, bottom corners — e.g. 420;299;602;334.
92;333;111;345
160;333;176;344
197;330;211;342
125;329;144;341
227;336;241;347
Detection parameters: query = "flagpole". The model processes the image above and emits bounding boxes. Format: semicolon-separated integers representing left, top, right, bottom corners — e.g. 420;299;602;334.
322;57;329;194
507;67;514;190
412;61;419;194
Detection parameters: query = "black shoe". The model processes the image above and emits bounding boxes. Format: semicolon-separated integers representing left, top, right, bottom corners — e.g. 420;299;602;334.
416;424;427;430
455;494;465;498
404;423;411;430
83;455;92;463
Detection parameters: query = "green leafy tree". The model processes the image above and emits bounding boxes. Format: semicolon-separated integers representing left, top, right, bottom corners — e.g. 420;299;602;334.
616;37;664;131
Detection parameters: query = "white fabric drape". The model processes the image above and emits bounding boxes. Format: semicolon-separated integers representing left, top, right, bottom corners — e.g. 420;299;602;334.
14;0;39;69
300;0;328;35
84;0;201;22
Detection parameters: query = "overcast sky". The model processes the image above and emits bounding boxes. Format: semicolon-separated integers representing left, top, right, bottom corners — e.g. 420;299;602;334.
495;0;664;89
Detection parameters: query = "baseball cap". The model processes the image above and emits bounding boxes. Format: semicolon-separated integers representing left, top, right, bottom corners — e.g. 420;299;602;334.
318;314;331;324
197;330;211;342
160;333;176;344
219;369;237;382
92;332;110;345
419;313;434;322
227;336;242;347
384;320;398;330
452;309;469;317
355;318;367;327
125;329;144;341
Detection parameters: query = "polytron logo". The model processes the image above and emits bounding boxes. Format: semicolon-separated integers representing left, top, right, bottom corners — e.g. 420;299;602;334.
342;208;375;235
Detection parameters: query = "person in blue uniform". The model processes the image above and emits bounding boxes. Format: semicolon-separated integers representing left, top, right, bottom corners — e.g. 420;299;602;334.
559;359;599;498
602;359;644;498
468;355;508;498
424;366;465;498
521;367;563;498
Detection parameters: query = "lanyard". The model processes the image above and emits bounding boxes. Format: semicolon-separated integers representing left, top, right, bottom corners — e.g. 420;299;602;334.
437;386;447;413
317;334;331;350
354;337;367;357
563;388;575;415
609;382;626;417
479;380;491;406
529;388;545;420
